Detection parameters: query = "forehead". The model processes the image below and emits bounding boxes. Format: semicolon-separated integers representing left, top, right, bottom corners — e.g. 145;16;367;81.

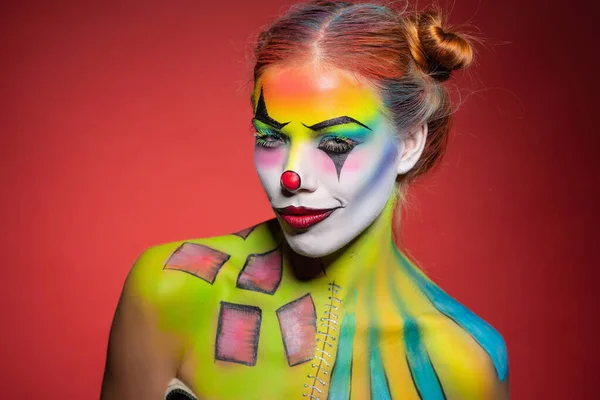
253;64;382;125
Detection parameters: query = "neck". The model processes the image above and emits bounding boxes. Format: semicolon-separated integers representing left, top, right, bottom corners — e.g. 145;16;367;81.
283;189;404;289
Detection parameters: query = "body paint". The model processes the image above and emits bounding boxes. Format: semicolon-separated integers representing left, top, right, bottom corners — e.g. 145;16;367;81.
164;242;230;284
125;62;509;399
236;246;283;295
215;302;262;366
134;204;508;399
276;294;318;366
255;87;290;129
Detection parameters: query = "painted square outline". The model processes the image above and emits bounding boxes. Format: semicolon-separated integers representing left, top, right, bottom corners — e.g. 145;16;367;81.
236;246;283;295
214;301;262;366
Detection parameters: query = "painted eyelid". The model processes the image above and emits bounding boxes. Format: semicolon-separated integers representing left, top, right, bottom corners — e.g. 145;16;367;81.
318;135;363;144
254;130;287;140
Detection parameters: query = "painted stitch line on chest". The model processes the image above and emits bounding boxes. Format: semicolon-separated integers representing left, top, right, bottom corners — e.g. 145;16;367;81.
303;282;341;400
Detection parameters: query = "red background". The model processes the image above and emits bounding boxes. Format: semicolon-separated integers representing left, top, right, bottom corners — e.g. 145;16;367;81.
1;0;598;398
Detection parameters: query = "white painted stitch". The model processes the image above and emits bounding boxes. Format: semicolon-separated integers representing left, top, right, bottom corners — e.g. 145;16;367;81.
313;356;331;367
305;385;323;394
307;375;327;386
320;318;338;324
314;348;331;357
303;282;341;399
324;311;338;319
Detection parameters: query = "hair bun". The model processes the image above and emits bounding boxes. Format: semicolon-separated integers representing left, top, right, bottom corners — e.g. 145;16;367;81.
408;9;474;82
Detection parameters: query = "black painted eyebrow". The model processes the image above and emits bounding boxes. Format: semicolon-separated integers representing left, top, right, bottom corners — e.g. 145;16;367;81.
253;116;289;130
254;87;289;130
302;116;371;131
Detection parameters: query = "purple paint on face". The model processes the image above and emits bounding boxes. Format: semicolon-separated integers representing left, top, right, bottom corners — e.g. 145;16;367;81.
253;65;401;257
254;147;285;168
354;138;398;204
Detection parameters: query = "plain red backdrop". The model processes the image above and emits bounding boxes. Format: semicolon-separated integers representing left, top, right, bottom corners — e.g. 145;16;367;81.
1;0;598;398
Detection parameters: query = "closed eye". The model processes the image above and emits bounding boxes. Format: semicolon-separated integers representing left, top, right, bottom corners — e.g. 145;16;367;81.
254;130;287;149
318;136;360;153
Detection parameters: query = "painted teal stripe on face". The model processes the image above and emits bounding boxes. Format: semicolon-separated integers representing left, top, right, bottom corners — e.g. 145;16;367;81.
386;267;446;400
317;125;372;142
328;294;357;400
392;243;509;382
365;269;392;400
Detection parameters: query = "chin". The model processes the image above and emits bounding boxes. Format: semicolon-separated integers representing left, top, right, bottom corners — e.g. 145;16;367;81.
274;212;353;257
282;231;343;258
275;206;381;258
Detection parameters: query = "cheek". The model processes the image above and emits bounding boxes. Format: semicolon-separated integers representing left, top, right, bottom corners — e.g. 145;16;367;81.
315;151;367;174
338;153;365;171
254;148;285;199
337;143;398;195
315;150;338;174
254;147;285;168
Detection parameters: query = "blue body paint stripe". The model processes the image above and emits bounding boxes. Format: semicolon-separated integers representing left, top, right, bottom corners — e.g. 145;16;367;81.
369;331;392;400
366;271;392;400
392;243;509;382
328;302;357;400
387;267;446;400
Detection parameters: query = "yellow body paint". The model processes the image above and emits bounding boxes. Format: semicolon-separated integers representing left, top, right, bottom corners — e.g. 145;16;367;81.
128;193;508;399
127;64;509;399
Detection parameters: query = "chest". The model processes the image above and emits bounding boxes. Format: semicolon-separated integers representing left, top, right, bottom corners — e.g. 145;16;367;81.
161;238;506;399
176;293;501;400
175;277;335;399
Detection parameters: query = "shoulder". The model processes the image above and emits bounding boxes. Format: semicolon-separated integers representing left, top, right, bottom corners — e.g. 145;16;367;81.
123;219;281;326
400;259;510;396
103;220;281;398
418;303;510;399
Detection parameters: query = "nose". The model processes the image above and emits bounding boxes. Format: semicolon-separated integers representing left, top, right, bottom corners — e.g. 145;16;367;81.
280;142;318;193
280;170;301;191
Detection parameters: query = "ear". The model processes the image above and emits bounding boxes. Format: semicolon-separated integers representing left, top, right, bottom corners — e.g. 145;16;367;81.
396;123;428;175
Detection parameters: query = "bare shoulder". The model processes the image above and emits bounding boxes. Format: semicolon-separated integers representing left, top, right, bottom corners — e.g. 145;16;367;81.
102;219;280;398
125;219;281;329
417;303;510;399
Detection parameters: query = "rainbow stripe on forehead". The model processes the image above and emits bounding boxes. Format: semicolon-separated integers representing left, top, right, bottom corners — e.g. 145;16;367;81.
253;64;384;133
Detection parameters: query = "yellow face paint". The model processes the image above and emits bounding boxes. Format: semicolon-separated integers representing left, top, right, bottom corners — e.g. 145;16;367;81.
253;64;382;130
252;63;401;258
121;64;508;400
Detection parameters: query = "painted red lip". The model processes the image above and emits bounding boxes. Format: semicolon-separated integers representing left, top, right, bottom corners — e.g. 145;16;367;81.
276;206;338;229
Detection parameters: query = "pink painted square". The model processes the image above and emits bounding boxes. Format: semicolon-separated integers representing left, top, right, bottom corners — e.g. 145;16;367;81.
236;247;282;295
164;242;230;284
233;225;256;240
215;302;262;366
276;294;317;366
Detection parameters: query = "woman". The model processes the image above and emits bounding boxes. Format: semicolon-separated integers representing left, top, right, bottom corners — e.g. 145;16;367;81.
101;1;510;399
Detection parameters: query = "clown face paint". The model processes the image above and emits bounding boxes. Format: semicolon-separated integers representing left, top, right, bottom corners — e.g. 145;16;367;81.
252;64;400;257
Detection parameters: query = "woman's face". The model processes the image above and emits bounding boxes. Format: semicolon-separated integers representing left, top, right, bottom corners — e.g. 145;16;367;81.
252;64;402;257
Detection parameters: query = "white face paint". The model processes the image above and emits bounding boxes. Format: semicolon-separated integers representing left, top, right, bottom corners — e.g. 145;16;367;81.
252;64;407;258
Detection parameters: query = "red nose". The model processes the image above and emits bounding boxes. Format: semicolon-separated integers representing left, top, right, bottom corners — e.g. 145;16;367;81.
280;170;301;191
